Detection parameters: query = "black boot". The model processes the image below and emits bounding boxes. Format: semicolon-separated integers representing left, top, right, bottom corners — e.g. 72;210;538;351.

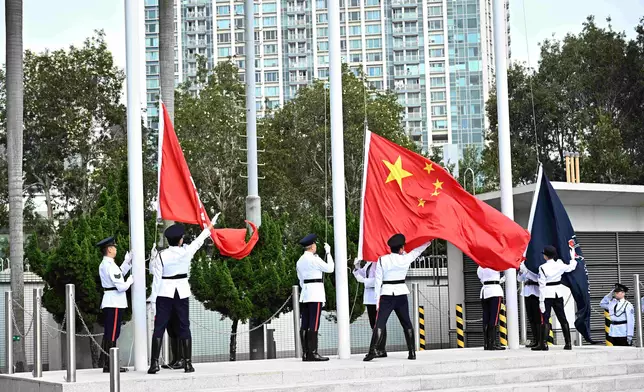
532;324;549;351
307;330;329;361
562;322;572;350
526;323;539;348
404;328;416;360
300;329;309;362
162;337;184;369
364;328;385;362
181;339;195;373
148;337;162;374
483;325;490;350
100;338;109;372
377;328;388;358
492;326;506;350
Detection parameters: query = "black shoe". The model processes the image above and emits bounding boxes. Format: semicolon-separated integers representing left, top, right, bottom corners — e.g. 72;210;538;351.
181;339;195;373
403;328;416;360
307;330;329;361
562;322;572;350
148;337;162;374
526;323;539;348
300;329;309;362
364;328;385;362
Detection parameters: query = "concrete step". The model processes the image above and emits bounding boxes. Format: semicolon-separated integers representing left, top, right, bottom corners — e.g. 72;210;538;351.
433;373;644;392
207;360;644;392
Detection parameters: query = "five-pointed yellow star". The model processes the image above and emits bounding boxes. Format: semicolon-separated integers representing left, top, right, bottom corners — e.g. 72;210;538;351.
432;190;440;197
423;162;435;175
433;179;444;190
418;198;425;207
383;156;413;191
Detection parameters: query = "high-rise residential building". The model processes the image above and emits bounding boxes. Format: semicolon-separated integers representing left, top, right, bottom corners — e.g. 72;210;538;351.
144;0;509;153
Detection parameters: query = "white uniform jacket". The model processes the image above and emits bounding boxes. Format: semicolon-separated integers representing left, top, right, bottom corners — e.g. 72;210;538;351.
477;267;505;299
538;258;578;304
353;262;377;305
600;294;635;338
375;242;431;299
151;227;211;300
297;251;334;303
99;256;133;309
517;268;540;298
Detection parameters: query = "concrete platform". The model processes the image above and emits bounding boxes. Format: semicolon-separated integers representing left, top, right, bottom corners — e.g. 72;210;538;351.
1;346;644;392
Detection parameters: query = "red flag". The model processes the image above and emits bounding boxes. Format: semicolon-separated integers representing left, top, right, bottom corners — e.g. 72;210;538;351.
358;132;530;270
157;102;258;259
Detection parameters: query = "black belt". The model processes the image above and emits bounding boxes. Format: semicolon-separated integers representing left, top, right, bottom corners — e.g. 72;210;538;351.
103;287;117;291
383;280;406;285
304;279;323;284
612;320;627;325
546;282;561;286
525;281;538;286
484;281;500;285
162;274;188;280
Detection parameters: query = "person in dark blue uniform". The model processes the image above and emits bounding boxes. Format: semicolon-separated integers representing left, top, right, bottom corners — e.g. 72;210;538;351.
364;234;430;361
148;220;215;374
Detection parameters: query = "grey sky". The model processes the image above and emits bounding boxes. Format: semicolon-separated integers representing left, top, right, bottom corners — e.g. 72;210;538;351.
0;0;642;72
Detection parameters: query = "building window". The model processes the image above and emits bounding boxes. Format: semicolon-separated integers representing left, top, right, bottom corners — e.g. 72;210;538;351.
428;6;442;16
318;68;329;78
145;23;157;33
262;3;277;13
317;27;328;37
431;105;447;116
218;47;231;57
236;46;245;55
350;53;362;63
265;87;279;96
366;52;382;62
366;0;380;5
264;44;277;54
217;5;230;15
467;18;478;28
145;9;157;20
317;41;329;51
264;58;278;67
146;78;159;89
317;0;327;9
350;39;362;49
264;30;278;40
428;34;444;44
349;11;360;21
367;66;382;77
145;0;157;5
365;10;380;21
350;26;361;36
366;24;381;35
265;71;279;82
145;37;158;47
235;32;245;42
146;64;159;75
235;5;244;15
146;51;159;61
432;119;447;130
430;91;445;102
429;48;445;57
429;61;444;73
467;33;480;43
430;77;445;87
263;17;277;27
217;33;231;43
428;20;442;30
217;19;230;29
318;55;329;65
366;38;382;49
317;13;328;23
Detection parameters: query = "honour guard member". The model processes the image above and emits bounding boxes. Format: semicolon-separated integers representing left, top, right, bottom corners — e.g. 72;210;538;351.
364;234;430;362
600;283;634;346
478;266;506;350
297;234;334;362
148;244;183;370
97;237;133;373
534;245;576;351
353;258;386;357
518;262;541;348
148;218;217;374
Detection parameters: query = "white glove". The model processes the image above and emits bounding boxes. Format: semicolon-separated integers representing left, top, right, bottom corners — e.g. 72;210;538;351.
499;275;506;284
353;258;361;268
539;302;546;314
213;212;222;225
324;243;331;254
628;336;633;346
519;262;528;274
124;251;133;265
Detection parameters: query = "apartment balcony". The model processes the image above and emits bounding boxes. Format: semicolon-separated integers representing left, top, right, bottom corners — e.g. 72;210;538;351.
391;0;418;7
408;127;423;137
288;47;309;55
393;56;420;65
392;27;419;36
286;5;307;13
186;40;197;48
406;112;423;120
289;62;309;69
288;35;308;42
289;76;309;83
406;98;421;106
287;20;307;27
198;39;207;46
392;13;418;21
394;82;421;92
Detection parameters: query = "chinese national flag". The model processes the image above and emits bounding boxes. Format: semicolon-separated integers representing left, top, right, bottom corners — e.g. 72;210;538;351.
157;102;258;259
358;132;530;270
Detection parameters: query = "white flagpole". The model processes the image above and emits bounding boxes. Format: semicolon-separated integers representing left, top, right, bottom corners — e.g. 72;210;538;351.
124;0;148;370
492;0;519;349
328;0;351;359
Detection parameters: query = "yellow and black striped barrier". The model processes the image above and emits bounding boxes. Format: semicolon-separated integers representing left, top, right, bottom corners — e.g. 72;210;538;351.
499;303;508;346
605;310;613;346
548;318;555;345
419;305;425;351
456;304;465;348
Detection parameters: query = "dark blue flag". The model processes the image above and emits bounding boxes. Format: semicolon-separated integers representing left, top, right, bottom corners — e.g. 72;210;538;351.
525;165;597;344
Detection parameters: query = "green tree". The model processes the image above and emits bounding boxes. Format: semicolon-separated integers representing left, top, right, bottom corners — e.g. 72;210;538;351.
190;213;298;361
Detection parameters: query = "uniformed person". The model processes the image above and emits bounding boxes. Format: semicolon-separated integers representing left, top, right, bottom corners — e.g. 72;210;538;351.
518;261;541;348
478;266;506;350
97;236;133;373
148;218;216;374
148;244;183;370
600;283;634;346
363;234;430;362
353;258;386;357
534;245;577;351
297;233;334;362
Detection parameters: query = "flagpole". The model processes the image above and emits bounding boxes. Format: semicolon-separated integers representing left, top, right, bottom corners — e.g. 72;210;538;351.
124;0;148;370
328;0;351;359
492;0;519;350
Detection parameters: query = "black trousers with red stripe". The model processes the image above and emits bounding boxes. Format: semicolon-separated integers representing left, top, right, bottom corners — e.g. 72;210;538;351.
375;295;412;330
481;296;502;328
103;307;124;342
300;302;323;331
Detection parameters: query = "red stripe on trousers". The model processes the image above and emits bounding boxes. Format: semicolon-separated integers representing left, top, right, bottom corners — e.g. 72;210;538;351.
111;309;119;342
495;299;501;325
314;303;321;331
